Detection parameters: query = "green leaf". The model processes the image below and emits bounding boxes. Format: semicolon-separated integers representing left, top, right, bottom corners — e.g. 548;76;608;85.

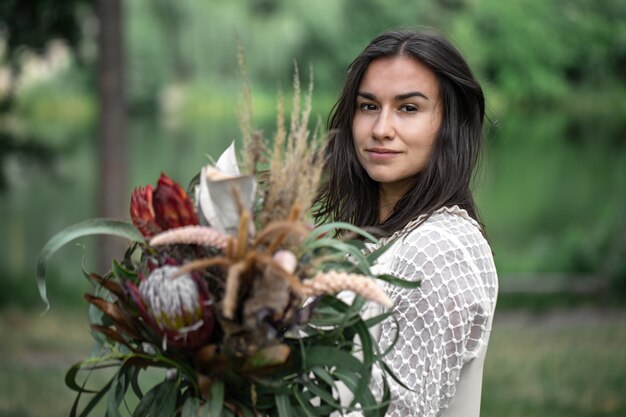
132;382;161;417
304;380;341;409
112;259;138;281
181;397;199;417
333;369;384;417
275;394;292;417
181;396;210;417
37;218;143;312
306;238;372;275
133;379;178;417
363;311;393;329
305;347;362;373
363;235;401;266
311;367;337;389
71;374;116;417
379;360;414;392
307;295;361;328
349;319;375;408
128;366;144;400
375;273;421;289
107;370;129;417
65;362;100;394
209;380;224;417
306;222;378;243
332;369;358;391
293;387;321;417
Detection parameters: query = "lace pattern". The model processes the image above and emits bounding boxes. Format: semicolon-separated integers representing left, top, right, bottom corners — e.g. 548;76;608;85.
350;206;498;416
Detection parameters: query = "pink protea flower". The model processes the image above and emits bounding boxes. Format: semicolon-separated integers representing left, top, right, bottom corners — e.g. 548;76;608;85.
126;265;214;350
130;173;199;238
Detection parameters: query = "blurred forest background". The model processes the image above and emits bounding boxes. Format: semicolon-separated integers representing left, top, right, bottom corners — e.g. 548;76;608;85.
0;0;625;416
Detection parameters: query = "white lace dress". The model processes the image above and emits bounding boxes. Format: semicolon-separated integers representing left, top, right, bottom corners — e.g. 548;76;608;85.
347;206;498;417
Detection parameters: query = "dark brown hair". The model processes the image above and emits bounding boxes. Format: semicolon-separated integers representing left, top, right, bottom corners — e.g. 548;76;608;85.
315;29;486;237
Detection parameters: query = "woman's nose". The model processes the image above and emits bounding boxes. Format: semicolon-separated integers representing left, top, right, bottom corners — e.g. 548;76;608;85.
372;109;395;141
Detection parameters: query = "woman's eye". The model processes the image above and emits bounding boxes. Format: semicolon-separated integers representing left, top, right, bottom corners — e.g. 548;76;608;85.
359;103;378;111
400;104;418;112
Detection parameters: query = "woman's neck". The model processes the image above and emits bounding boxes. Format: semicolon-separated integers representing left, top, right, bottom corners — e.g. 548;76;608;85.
378;182;411;223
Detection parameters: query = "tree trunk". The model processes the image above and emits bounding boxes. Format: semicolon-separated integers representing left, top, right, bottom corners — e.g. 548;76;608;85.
96;0;128;273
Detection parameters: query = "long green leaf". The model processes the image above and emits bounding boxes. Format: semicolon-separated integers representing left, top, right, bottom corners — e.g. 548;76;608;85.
379;360;414;392
209;380;224;417
305;347;362;373
37;218;143;311
363;311;393;329
275;394;292;417
133;378;179;417
107;369;128;417
304;380;341;409
73;375;116;417
293;387;321;417
112;259;138;281
181;397;200;417
129;366;144;401
66;362;100;394
306;237;372;274
132;381;161;417
375;273;421;289
311;367;337;389
363;235;401;266
348;318;375;410
305;222;378;243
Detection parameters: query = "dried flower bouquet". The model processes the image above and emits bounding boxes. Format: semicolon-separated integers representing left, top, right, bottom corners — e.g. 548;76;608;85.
37;65;418;417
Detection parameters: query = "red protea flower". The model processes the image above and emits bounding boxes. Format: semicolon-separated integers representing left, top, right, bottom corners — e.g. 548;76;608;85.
126;265;214;350
130;184;160;237
153;173;198;230
130;173;199;238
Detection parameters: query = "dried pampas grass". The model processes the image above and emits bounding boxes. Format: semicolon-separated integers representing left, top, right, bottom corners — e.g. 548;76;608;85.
236;47;324;229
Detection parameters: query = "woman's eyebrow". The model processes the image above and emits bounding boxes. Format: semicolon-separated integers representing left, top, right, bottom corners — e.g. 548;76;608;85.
357;92;377;100
396;91;429;101
357;91;429;101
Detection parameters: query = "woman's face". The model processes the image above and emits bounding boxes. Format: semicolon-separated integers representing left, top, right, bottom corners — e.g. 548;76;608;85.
352;56;442;199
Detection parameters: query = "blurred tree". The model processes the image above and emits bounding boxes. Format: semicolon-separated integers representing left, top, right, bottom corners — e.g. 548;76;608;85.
95;0;128;273
150;0;193;83
0;0;91;191
447;0;626;105
0;0;130;273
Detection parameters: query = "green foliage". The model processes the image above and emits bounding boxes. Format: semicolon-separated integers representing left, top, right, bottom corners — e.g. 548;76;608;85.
0;0;91;59
36;219;144;311
59;294;398;416
12;68;95;148
447;0;626;105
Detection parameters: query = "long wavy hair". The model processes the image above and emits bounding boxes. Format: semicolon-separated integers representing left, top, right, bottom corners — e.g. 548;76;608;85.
314;29;486;237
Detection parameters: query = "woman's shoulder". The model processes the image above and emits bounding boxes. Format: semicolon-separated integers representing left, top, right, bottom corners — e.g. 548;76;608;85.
380;205;483;248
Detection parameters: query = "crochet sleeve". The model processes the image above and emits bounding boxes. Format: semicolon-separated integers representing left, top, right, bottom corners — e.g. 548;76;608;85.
374;223;496;417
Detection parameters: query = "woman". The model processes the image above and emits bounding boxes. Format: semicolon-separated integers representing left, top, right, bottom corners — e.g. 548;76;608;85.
315;29;498;416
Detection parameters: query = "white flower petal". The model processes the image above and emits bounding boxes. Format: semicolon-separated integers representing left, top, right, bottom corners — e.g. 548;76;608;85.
197;142;257;235
215;141;240;176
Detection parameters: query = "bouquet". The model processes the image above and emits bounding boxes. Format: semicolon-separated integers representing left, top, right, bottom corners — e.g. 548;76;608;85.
37;70;417;417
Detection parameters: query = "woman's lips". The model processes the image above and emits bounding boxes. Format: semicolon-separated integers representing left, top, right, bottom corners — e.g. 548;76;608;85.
365;147;400;160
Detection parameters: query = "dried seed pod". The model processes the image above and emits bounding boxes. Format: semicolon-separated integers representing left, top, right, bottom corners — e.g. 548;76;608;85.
149;225;229;250
301;271;392;308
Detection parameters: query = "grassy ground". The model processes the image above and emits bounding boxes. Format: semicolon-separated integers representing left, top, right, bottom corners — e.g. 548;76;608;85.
482;309;626;417
1;307;625;417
